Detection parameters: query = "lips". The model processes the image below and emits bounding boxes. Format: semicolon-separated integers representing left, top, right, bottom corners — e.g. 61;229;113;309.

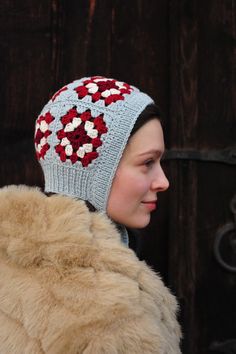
141;200;157;211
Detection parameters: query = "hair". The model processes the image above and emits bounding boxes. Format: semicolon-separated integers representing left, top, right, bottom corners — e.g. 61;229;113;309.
130;103;161;137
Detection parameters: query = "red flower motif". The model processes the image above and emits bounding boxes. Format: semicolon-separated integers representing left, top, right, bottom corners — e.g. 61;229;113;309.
35;129;44;144
120;88;129;94
105;94;124;106
94;116;108;134
81;156;90;167
44;130;51;138
91;152;98;159
44;143;50;151
97;80;116;91
83;79;92;85
60;151;67;162
40;146;46;155
57;129;66;140
74;85;88;98
70;153;78;164
93;116;103;126
73;76;133;106
35;112;54;160
61;116;71;125
44;112;54;123
55;108;107;167
67;126;91;148
61;108;78;125
81;152;98;167
98;125;107;134
55;144;64;153
80;110;92;122
92;137;102;148
92;92;101;102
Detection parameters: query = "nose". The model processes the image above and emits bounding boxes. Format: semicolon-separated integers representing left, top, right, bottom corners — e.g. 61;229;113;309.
151;167;169;192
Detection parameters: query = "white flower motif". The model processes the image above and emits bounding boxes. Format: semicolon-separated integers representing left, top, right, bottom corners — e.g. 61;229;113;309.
77;147;85;158
86;83;99;94
110;88;120;95
101;90;111;98
40;137;46;146
93;78;106;83
86;83;97;89
64;123;75;132
85;121;94;131
65;144;73;156
89;86;98;94
115;81;126;89
61;137;70;146
40;121;48;133
87;129;98;139
83;143;93;153
72;117;81;128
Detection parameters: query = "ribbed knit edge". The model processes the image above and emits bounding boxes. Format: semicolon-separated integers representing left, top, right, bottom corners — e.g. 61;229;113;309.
90;92;153;211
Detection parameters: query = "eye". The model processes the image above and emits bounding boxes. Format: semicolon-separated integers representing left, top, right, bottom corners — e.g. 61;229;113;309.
144;158;155;167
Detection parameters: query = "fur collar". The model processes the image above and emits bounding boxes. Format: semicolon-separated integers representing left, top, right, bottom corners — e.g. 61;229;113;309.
0;185;181;353
0;185;129;270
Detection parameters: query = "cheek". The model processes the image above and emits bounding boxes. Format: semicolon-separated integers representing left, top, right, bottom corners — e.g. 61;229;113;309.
109;171;132;203
129;179;150;200
110;171;150;205
107;169;152;227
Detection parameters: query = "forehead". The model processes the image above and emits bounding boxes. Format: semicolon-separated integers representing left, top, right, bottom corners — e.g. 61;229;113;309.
126;119;164;155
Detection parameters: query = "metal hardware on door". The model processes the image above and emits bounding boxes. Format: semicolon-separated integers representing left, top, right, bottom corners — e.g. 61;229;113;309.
214;195;236;272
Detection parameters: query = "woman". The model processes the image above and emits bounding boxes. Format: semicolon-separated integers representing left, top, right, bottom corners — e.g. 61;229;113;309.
0;76;181;353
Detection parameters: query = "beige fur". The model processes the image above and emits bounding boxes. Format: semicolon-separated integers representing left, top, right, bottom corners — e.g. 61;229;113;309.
0;185;181;353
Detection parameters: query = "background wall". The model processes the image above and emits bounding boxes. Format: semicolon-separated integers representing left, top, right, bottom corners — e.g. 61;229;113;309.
0;1;235;353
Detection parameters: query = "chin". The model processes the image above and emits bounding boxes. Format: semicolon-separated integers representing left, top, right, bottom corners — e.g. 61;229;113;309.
124;215;151;229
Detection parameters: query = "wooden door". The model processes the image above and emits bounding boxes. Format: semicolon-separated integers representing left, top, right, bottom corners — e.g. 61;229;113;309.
0;1;235;353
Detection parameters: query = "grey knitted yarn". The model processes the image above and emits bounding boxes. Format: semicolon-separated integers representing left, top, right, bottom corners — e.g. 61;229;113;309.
35;76;153;212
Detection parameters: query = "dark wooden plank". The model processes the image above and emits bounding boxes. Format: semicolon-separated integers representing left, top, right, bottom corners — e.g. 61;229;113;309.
168;3;200;351
169;0;235;149
0;1;52;188
110;0;169;114
0;1;52;133
0;1;50;31
55;0;113;86
197;0;236;147
169;0;199;148
169;0;236;352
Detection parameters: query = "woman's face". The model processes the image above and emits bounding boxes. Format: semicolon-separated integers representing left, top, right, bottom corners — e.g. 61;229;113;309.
107;119;169;228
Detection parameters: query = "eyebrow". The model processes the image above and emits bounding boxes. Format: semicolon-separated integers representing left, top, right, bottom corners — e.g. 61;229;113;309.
137;149;164;158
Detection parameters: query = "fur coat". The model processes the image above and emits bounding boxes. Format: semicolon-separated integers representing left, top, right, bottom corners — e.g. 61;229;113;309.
0;185;181;353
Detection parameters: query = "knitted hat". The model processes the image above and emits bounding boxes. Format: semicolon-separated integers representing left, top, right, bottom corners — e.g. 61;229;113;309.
35;76;153;212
